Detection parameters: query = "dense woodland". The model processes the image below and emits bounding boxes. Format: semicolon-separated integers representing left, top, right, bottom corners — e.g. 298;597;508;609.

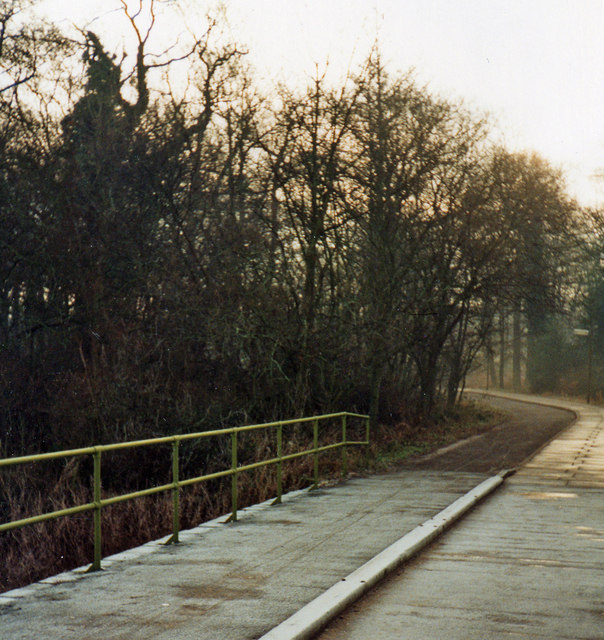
2;0;603;459
2;0;604;589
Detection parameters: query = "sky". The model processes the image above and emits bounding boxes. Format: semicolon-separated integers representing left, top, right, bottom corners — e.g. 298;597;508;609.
34;0;604;208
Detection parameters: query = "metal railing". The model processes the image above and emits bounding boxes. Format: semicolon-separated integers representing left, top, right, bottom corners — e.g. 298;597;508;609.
0;411;369;571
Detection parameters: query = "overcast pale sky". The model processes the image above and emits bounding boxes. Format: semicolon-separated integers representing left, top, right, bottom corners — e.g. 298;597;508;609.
35;0;604;207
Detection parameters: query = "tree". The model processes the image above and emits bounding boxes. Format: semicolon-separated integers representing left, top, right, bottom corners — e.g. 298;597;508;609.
489;149;577;392
0;0;68;94
261;68;362;413
349;52;496;419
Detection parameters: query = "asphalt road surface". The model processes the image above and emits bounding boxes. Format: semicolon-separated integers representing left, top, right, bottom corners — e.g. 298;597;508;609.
402;394;575;473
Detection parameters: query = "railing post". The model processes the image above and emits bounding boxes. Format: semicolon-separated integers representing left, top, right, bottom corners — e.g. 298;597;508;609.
341;414;348;477
276;423;283;504
91;448;102;571
231;430;238;522
312;419;319;490
365;417;370;444
171;440;180;543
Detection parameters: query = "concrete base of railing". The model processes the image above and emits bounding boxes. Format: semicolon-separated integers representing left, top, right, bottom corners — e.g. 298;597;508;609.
259;471;509;640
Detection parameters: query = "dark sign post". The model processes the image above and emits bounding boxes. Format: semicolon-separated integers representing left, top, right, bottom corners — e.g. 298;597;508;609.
573;328;592;404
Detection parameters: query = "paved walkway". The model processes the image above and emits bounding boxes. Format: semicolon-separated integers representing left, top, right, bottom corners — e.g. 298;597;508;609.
1;392;600;640
317;391;604;640
0;471;491;639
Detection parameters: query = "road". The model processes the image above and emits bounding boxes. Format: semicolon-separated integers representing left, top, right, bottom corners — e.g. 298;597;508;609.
403;393;574;473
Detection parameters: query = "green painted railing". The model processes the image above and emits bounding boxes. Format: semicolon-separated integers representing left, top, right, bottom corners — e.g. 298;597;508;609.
0;411;369;571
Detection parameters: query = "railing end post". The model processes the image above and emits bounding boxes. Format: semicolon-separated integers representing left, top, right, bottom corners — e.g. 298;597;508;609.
92;448;102;572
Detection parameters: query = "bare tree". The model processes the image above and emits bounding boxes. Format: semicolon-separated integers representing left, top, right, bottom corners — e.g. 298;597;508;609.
261;68;362;412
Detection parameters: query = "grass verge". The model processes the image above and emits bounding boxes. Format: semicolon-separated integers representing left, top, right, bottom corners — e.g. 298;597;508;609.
347;397;504;474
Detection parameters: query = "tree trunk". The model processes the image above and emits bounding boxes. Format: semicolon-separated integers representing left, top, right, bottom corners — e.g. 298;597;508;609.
512;308;522;391
525;301;547;392
368;361;384;431
498;311;506;388
486;339;496;390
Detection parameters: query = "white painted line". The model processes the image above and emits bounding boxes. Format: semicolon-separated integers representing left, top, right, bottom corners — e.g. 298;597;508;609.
259;473;506;640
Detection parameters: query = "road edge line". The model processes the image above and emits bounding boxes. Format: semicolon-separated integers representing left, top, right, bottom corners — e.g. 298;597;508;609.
259;472;506;640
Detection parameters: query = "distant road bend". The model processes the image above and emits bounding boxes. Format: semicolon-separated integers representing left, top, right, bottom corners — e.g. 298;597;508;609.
403;391;575;473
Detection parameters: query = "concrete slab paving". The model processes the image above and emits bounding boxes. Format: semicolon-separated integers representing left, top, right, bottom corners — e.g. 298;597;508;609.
0;471;490;640
260;474;505;640
318;483;604;640
316;392;604;640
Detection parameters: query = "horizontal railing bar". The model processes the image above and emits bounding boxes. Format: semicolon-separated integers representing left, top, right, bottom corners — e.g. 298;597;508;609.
99;412;364;447
0;447;98;467
0;502;96;533
99;483;176;507
235;442;344;474
0;412;368;466
179;468;234;487
278;442;343;463
178;441;367;488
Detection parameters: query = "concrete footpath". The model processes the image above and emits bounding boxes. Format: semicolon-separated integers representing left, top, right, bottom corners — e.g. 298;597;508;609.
1;470;496;639
317;391;604;640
